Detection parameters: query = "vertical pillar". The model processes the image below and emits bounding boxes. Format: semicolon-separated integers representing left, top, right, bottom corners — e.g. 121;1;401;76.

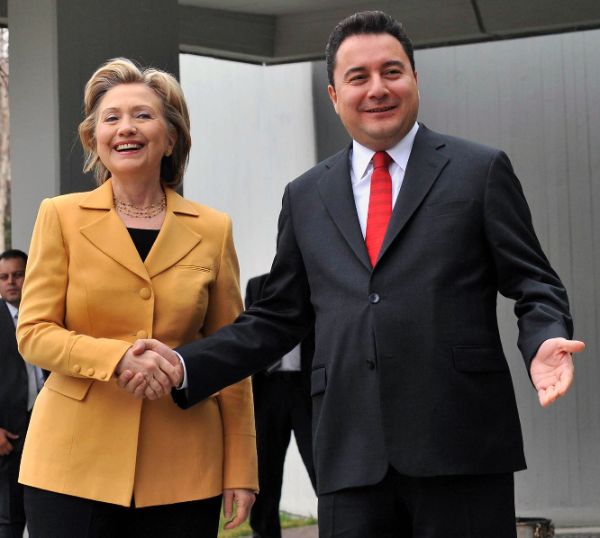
8;0;179;250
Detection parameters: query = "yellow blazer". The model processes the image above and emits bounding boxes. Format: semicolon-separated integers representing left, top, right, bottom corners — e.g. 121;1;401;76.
17;180;257;507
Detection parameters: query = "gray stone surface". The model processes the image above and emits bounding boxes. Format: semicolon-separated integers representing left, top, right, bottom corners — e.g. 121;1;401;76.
282;524;318;537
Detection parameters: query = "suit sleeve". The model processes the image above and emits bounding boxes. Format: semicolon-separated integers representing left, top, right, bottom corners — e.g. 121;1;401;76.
202;215;258;490
16;199;131;379
484;151;573;366
175;184;313;408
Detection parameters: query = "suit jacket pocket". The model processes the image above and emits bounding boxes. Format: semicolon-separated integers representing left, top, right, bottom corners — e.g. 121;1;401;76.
452;346;509;373
44;373;93;401
174;264;211;272
310;366;327;396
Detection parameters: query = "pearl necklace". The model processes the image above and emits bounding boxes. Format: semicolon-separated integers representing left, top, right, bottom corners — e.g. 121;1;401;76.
113;194;166;218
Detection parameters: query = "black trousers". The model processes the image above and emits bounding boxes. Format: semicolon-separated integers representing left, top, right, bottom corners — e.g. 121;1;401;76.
318;467;516;538
0;450;25;538
24;486;222;538
251;372;316;538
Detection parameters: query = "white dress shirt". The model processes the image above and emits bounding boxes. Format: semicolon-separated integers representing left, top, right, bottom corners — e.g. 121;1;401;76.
350;122;419;238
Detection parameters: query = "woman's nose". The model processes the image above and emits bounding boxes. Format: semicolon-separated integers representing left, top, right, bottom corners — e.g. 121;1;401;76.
117;117;137;135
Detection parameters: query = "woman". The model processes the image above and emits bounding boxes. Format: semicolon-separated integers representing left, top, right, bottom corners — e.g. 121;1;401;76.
16;58;257;537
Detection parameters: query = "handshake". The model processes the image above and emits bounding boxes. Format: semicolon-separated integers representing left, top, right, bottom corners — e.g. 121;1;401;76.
114;339;182;400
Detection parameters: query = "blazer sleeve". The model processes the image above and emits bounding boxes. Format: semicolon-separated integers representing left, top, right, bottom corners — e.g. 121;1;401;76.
484;151;573;365
206;215;258;490
16;198;131;379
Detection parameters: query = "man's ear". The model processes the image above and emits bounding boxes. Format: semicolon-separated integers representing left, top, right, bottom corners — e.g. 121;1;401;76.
327;84;339;114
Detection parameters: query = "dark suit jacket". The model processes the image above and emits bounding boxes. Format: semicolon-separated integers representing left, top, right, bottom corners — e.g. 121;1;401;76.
175;125;573;495
0;300;28;471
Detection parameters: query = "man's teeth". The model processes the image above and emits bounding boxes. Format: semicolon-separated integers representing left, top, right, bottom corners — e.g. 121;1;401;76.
368;106;394;113
116;143;142;151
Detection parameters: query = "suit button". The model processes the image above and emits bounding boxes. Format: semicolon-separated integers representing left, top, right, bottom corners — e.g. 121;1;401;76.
99;372;108;380
86;368;95;377
139;287;151;300
72;364;81;373
369;293;380;304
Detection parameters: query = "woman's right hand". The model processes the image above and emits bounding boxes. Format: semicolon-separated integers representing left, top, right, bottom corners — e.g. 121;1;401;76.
115;346;182;400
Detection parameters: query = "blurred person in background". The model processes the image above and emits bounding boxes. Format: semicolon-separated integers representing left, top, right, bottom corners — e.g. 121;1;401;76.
0;249;43;538
245;273;316;538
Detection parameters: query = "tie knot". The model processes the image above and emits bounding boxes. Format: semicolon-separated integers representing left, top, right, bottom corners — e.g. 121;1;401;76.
373;151;391;170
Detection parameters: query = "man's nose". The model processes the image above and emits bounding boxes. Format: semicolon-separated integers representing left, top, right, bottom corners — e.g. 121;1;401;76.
367;75;389;99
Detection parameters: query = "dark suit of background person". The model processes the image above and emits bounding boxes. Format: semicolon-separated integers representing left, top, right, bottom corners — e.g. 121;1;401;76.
0;249;42;538
162;12;584;538
245;274;316;538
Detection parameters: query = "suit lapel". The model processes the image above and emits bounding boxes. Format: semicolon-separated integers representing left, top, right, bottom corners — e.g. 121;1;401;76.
145;190;202;278
79;182;202;280
79;181;150;282
378;126;449;262
317;147;372;271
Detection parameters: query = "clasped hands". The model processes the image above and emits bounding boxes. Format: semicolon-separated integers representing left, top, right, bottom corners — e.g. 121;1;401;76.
115;339;181;400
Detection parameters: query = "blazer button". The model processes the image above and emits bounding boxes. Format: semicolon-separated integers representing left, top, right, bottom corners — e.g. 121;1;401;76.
136;330;148;339
366;360;376;370
139;287;152;300
99;372;108;380
72;364;81;373
86;368;95;377
368;293;380;304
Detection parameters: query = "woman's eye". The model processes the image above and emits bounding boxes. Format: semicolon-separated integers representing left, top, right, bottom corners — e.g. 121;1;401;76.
136;112;152;119
104;115;118;122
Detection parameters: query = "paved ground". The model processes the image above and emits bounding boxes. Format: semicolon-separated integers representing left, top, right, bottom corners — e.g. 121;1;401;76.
280;525;600;538
282;524;318;537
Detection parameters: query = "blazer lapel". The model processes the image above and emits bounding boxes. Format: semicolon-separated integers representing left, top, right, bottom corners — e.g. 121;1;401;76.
79;181;149;282
378;126;449;262
145;189;202;278
317;147;372;271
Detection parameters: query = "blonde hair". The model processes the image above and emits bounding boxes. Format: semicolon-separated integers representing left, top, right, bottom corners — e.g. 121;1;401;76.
78;58;191;189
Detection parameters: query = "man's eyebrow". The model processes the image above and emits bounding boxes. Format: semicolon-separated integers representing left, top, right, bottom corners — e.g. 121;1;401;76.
343;66;367;79
382;60;406;70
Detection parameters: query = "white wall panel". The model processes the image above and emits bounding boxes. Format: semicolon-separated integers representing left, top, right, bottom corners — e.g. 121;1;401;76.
180;54;316;289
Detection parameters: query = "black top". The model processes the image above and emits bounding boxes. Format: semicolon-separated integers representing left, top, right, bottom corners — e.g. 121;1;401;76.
127;228;159;261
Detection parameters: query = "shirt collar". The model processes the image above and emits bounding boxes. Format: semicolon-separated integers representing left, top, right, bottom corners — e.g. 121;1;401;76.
350;121;420;182
5;301;18;318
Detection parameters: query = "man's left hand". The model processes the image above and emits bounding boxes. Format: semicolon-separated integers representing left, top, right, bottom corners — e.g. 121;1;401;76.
530;337;585;407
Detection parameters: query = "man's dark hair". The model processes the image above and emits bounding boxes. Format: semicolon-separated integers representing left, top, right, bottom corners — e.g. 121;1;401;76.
325;11;415;87
0;249;28;263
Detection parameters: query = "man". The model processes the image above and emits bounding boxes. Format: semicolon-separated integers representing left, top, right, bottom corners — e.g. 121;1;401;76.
0;249;42;538
124;11;584;536
245;274;316;538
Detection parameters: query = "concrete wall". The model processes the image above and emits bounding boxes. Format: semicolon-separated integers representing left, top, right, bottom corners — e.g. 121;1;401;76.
9;0;179;251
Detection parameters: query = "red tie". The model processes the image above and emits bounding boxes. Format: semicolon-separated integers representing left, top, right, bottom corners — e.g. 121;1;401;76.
365;151;392;266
